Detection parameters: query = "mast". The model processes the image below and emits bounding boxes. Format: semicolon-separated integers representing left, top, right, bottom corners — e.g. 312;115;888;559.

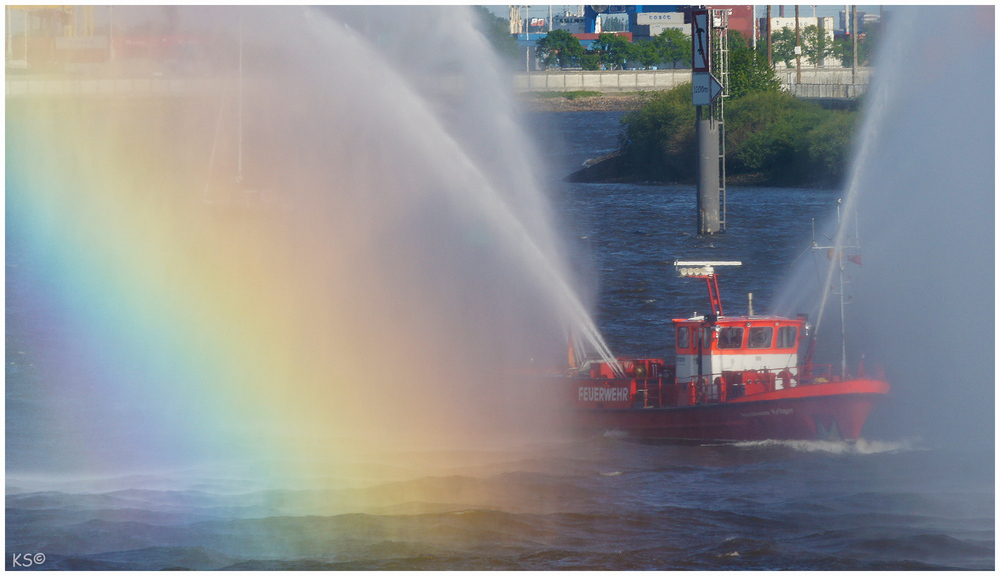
811;198;861;378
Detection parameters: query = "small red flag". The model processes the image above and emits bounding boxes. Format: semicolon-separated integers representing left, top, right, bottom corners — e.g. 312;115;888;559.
847;254;863;267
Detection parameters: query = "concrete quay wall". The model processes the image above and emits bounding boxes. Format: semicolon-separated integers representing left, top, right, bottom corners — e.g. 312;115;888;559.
6;67;872;100
514;67;872;97
514;70;690;93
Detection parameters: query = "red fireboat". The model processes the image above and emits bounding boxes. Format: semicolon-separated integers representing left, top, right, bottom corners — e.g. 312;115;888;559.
560;260;889;442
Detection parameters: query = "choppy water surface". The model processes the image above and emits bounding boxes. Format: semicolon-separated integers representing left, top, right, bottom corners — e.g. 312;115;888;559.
6;111;993;570
5;440;993;570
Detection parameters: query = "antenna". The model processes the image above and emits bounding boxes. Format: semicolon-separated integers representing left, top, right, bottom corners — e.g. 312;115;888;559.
810;198;862;378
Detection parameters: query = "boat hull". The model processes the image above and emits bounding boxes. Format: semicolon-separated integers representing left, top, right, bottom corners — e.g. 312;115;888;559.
569;379;889;442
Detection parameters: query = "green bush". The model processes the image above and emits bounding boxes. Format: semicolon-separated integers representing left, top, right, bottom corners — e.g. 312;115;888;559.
620;84;697;182
621;89;858;186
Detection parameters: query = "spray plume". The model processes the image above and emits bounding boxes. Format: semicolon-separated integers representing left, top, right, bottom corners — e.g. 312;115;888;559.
6;6;618;486
773;6;993;444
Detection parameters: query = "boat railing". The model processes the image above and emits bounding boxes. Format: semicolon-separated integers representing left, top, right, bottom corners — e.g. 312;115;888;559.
631;364;849;407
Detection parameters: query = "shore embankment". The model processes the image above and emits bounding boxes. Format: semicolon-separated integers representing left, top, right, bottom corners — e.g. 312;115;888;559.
520;91;650;112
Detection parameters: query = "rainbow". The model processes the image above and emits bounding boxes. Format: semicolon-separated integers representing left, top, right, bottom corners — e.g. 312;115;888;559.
7;73;573;491
7;98;421;487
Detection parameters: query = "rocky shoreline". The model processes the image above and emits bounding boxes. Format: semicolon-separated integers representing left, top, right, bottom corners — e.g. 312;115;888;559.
520;92;651;112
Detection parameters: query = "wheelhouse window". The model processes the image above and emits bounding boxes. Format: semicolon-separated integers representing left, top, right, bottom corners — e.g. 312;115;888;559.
717;326;744;349
676;326;690;349
777;326;798;349
747;326;773;349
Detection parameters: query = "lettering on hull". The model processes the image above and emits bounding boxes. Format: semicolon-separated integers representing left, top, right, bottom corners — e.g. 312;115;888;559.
740;408;794;418
578;386;630;403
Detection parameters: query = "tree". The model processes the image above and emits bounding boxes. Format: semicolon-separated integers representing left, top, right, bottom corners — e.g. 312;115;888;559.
769;26;796;68
832;28;879;67
471;7;520;63
800;25;833;66
726;31;781;99
535;29;584;69
635;40;661;69
580;53;601;70
653;28;691;68
592;32;634;69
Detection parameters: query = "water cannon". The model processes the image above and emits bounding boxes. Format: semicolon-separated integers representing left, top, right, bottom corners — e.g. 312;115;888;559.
674;260;741;316
674;260;742;278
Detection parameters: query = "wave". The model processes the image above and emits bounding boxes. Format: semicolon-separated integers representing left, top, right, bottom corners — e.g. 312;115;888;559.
730;437;921;455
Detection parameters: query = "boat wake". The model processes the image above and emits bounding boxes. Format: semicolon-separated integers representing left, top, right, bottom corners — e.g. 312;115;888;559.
731;437;919;455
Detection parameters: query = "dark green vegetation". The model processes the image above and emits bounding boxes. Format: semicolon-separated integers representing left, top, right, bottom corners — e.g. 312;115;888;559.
532;25;879;72
770;24;879;68
535;29;585;68
727;31;783;99
587;30;859;188
535;28;690;71
618;84;859;187
473;7;520;63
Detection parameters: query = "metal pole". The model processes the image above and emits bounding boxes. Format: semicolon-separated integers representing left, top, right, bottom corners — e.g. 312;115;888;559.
696;106;720;235
851;4;858;82
837;201;847;378
794;5;801;84
766;5;772;67
839;255;847;377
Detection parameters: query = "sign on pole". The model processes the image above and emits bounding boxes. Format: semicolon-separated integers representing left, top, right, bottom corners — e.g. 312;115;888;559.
691;9;710;73
692;72;723;106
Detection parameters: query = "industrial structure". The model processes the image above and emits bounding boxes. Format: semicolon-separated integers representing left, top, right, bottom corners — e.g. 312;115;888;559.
5;5;212;73
513;5;878;47
6;5;100;69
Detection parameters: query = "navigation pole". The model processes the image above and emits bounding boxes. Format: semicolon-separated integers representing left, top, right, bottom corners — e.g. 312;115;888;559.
690;8;727;235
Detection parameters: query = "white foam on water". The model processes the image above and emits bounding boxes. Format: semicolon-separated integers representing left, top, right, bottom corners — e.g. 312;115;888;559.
732;437;919;455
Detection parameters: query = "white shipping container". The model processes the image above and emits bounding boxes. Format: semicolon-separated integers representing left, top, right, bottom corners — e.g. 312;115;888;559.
647;22;690;35
636;12;685;25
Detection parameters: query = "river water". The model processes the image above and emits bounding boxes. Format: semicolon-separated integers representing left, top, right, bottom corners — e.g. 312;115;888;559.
6;111;993;570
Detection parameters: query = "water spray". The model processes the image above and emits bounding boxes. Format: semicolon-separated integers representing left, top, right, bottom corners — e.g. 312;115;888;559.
302;8;623;375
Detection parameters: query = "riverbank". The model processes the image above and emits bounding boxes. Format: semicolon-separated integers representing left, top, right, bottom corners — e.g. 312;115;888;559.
520;91;650;112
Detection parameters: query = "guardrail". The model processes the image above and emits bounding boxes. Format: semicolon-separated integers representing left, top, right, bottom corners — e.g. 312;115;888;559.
785;82;867;99
634;364;844;407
